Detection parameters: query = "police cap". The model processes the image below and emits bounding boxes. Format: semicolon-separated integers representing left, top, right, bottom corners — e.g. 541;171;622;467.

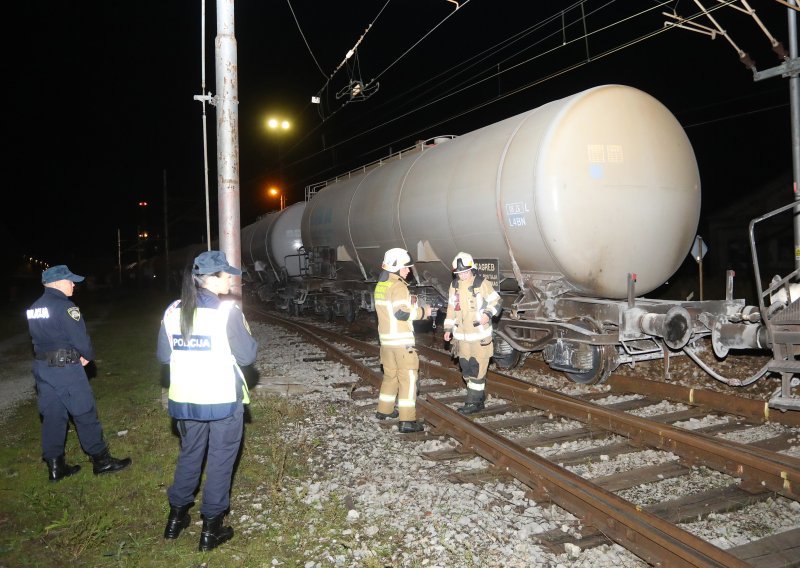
192;250;243;276
42;265;85;284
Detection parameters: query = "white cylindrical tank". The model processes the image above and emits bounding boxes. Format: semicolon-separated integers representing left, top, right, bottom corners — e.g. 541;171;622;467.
242;202;306;280
302;85;700;298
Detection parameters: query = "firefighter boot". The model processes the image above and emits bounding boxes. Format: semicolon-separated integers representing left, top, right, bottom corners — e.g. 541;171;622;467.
199;514;234;551
45;455;81;482
398;421;424;433
457;388;485;415
91;448;132;475
375;409;399;420
163;503;192;539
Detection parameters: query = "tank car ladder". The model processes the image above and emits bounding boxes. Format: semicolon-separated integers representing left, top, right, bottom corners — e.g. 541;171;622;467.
749;202;800;412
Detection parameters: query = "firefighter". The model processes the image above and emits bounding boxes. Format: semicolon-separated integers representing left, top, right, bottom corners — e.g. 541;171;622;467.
374;248;431;433
443;252;501;414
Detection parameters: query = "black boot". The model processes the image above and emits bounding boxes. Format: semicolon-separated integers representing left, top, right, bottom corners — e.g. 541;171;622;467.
163;503;192;539
45;455;81;482
91;448;132;475
458;388;486;415
457;400;485;415
199;514;233;551
375;409;399;420
398;421;424;433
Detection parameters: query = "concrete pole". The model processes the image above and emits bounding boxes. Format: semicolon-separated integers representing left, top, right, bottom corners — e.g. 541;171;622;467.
215;0;242;296
789;1;800;272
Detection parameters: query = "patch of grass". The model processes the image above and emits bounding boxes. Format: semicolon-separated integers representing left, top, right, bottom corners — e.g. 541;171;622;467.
0;290;375;567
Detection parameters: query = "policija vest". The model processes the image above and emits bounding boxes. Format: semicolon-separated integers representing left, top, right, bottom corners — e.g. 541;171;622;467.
163;300;249;420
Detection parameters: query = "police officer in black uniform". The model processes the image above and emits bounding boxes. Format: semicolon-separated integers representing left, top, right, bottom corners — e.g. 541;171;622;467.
157;250;258;551
26;265;131;482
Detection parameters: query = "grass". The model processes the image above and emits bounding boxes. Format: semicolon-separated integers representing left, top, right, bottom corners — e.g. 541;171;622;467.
0;289;391;567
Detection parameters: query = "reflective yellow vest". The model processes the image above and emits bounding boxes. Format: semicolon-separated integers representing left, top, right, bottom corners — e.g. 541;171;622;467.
163;300;249;420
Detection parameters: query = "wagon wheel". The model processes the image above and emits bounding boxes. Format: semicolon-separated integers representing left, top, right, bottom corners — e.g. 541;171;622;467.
564;318;616;385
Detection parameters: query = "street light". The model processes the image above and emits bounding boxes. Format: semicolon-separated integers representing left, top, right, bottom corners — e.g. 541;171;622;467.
266;117;291;131
265;116;291;184
268;186;286;211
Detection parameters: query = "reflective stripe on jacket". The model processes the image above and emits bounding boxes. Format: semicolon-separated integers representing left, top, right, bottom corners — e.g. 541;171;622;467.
443;276;500;342
374;272;423;347
163;300;249;420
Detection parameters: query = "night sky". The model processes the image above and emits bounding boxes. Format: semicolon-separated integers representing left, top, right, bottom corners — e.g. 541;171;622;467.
6;1;794;281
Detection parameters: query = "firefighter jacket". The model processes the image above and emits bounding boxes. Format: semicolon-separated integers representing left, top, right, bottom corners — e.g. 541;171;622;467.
443;274;501;343
374;271;425;347
159;290;257;421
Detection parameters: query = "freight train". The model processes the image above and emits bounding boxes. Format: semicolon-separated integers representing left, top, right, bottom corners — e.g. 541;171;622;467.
239;84;798;411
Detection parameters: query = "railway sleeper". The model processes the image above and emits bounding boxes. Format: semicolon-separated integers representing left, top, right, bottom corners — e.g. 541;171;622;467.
537;484;771;554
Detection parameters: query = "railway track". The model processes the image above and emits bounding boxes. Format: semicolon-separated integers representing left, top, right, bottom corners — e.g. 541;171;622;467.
249;306;800;567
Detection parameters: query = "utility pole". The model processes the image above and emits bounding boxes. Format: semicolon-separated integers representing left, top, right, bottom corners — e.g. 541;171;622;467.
667;1;800;271
752;0;800;271
117;228;122;285
163;169;170;293
215;0;242;298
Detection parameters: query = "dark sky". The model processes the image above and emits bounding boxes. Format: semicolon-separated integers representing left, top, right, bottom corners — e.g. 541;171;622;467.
6;1;794;275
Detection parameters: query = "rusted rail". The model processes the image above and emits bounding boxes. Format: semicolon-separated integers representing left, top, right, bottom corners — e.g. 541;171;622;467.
253;311;799;567
421;397;748;568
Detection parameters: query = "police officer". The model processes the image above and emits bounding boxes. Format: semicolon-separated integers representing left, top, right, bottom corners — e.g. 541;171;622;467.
26;265;131;482
374;248;431;433
157;250;258;551
443;252;501;414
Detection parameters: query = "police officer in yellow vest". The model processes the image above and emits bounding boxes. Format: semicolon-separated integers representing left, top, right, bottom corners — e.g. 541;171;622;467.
375;248;431;433
443;252;501;414
157;250;258;551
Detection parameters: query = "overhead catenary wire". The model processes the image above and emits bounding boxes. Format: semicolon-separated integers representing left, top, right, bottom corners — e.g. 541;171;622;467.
315;0;471;122
352;0;591;127
286;0;328;79
315;0;393;101
257;0;782;192
288;0;662;160
280;0;682;176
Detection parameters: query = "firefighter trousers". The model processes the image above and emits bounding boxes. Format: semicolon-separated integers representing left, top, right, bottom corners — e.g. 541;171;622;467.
457;340;493;401
377;346;419;422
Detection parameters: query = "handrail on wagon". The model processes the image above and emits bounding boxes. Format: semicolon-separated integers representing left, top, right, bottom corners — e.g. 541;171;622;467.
748;201;800;315
304;135;457;202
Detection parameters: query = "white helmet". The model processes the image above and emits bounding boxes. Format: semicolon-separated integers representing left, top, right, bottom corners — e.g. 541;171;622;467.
452;252;475;273
382;248;413;272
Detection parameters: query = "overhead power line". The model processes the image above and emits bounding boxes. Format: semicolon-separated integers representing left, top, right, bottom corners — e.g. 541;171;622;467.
286;0;327;79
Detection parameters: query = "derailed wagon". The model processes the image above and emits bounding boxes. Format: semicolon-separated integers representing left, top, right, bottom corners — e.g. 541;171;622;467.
241;84;798;410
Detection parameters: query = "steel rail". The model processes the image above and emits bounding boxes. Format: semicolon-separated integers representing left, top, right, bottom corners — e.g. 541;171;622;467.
606;374;800;427
258;311;799;499
256;312;799;563
482;374;799;500
255;310;750;567
421;397;749;568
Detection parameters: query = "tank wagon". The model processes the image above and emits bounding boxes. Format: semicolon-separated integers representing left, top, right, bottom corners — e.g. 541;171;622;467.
241;84;796;409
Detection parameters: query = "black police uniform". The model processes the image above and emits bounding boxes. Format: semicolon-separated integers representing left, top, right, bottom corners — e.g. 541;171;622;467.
27;286;107;460
156;288;258;518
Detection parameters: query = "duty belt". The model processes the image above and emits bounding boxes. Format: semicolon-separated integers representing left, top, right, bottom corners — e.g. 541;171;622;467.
35;348;80;367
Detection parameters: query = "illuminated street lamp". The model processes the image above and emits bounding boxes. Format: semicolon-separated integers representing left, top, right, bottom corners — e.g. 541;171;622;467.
265;116;291;183
266;117;291;131
268;186;286;211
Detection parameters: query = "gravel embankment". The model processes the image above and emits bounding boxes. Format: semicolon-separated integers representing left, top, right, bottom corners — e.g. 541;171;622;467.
236;322;800;567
